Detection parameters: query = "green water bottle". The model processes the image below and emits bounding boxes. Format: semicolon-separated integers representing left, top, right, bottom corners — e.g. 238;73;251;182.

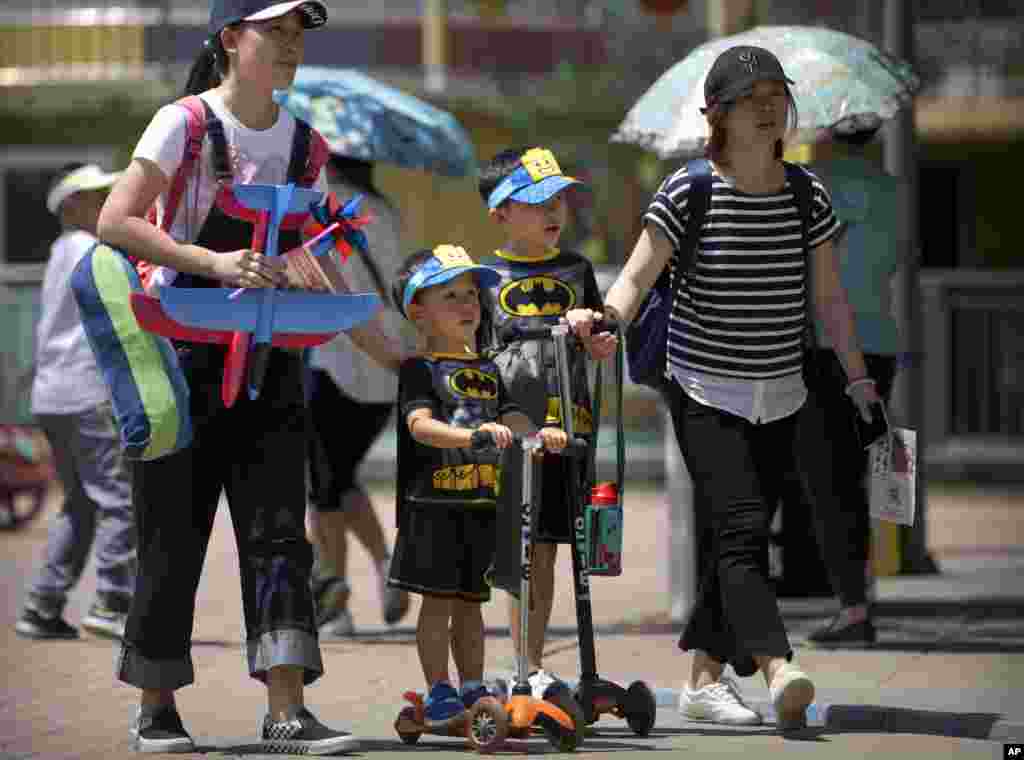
585;481;623;577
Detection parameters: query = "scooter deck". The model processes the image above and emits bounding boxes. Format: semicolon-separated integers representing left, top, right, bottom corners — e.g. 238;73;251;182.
394;691;470;740
394;711;470;737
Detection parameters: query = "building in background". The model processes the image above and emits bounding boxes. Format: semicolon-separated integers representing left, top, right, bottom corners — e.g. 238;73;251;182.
1;1;1021;490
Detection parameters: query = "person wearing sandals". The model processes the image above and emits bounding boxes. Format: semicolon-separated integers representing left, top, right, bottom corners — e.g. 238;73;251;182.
567;46;883;731
305;155;413;636
801;114;907;647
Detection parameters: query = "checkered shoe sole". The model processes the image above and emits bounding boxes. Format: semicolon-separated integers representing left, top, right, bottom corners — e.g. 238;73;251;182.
261;712;359;755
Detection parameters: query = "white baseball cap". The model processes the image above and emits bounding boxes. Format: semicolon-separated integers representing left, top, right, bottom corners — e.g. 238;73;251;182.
46;164;122;215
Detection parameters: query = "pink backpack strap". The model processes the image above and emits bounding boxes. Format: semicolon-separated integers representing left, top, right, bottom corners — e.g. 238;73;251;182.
301;127;330;188
150;95;207;232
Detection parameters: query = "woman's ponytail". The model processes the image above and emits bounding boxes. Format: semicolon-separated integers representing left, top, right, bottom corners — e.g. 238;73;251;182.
183;35;228;96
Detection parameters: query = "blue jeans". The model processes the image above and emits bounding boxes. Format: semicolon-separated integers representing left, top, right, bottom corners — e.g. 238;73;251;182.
27;404;135;613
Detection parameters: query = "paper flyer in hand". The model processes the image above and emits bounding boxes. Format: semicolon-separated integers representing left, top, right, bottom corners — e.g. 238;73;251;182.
868;427;917;526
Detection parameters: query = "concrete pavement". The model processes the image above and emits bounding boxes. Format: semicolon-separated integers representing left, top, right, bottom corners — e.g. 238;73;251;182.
1;482;1021;759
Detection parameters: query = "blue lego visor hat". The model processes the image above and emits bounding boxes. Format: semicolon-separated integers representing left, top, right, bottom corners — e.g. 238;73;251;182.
402;245;502;314
487;148;584;209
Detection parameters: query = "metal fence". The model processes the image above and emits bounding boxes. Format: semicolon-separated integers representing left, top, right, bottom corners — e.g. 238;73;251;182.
920;269;1024;480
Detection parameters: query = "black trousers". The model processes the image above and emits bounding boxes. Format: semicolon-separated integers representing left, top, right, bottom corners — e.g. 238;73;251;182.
118;345;321;690
665;378;794;669
795;349;898;607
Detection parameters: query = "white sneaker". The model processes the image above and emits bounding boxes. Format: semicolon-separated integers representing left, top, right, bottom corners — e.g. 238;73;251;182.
319;608;355;638
81;602;127;639
769;666;814;730
679;676;762;725
507;669;565;700
528;669;565;700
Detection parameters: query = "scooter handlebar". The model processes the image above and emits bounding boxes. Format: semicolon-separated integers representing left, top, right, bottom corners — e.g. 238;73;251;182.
470;429;587;456
497;316;618;345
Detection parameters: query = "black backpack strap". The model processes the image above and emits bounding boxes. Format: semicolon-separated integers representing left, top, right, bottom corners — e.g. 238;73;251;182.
784;161;813;251
678;158;714;280
783;161;816;347
287;119;313;184
201;100;234;184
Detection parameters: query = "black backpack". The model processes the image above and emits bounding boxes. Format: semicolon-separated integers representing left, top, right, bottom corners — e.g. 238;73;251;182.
625;158;814;390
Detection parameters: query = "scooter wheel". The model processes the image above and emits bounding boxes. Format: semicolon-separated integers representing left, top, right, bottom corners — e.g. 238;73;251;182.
542;687;586;751
466;699;508;753
624;680;657;736
395;706;422;745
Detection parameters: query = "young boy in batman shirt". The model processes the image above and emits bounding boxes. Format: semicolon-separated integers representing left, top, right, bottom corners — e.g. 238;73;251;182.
386;244;567;725
478;147;616;700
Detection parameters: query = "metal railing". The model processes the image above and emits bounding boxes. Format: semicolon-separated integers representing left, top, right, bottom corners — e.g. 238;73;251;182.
920;269;1024;480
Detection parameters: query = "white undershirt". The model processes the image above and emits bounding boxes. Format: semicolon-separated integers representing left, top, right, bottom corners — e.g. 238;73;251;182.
132;89;328;287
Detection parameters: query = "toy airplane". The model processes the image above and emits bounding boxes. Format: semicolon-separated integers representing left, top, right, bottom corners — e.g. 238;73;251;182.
131;183;381;407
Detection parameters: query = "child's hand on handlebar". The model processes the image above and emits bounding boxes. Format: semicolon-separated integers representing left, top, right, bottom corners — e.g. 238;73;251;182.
477;422;514;449
563;309;618;361
537;427;568;454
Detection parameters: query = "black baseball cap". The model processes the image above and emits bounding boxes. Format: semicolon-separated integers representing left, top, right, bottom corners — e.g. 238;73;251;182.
209;0;328;35
702;45;794;112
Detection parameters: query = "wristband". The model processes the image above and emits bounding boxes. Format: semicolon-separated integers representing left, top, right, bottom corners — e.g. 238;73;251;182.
844;377;876;397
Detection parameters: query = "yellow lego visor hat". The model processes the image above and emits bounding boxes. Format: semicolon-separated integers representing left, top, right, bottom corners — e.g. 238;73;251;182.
486;148;583;209
402;245;502;313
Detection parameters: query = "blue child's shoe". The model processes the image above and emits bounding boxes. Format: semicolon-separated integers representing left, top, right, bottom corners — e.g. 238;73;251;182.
460;681;493;709
424;681;465;725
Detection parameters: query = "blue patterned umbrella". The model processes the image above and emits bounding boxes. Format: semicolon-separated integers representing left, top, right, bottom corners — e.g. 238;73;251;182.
612;25;920;158
275;66;477;177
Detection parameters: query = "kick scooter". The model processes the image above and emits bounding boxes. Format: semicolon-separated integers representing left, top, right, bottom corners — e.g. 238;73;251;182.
394;431;586;752
394;690;508;752
498;322;658;736
491;431;587;752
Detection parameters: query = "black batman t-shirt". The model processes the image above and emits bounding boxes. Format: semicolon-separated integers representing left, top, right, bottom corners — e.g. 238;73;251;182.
398;354;520;508
481;248;603;432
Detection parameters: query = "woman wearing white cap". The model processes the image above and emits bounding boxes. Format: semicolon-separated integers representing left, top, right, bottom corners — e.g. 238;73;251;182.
97;0;403;754
16;163;136;645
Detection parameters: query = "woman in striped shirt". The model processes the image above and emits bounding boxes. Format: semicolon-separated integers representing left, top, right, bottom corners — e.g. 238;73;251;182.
569;46;882;731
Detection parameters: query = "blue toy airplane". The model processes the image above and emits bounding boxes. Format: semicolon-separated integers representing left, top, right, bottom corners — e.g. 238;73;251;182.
131;183;381;406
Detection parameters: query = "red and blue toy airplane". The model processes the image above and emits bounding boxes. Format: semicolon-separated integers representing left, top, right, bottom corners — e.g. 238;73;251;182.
131;183;381;407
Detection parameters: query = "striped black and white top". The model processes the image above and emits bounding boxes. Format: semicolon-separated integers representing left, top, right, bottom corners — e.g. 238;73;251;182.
644;164;841;423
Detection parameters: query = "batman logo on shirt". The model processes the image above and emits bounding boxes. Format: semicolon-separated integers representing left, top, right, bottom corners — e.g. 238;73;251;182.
499;277;576;317
449;368;499;400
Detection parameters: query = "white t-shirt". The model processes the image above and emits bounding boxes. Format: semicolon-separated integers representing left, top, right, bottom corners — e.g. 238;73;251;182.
31;230;110;415
309;180;415;403
132;89;328;287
